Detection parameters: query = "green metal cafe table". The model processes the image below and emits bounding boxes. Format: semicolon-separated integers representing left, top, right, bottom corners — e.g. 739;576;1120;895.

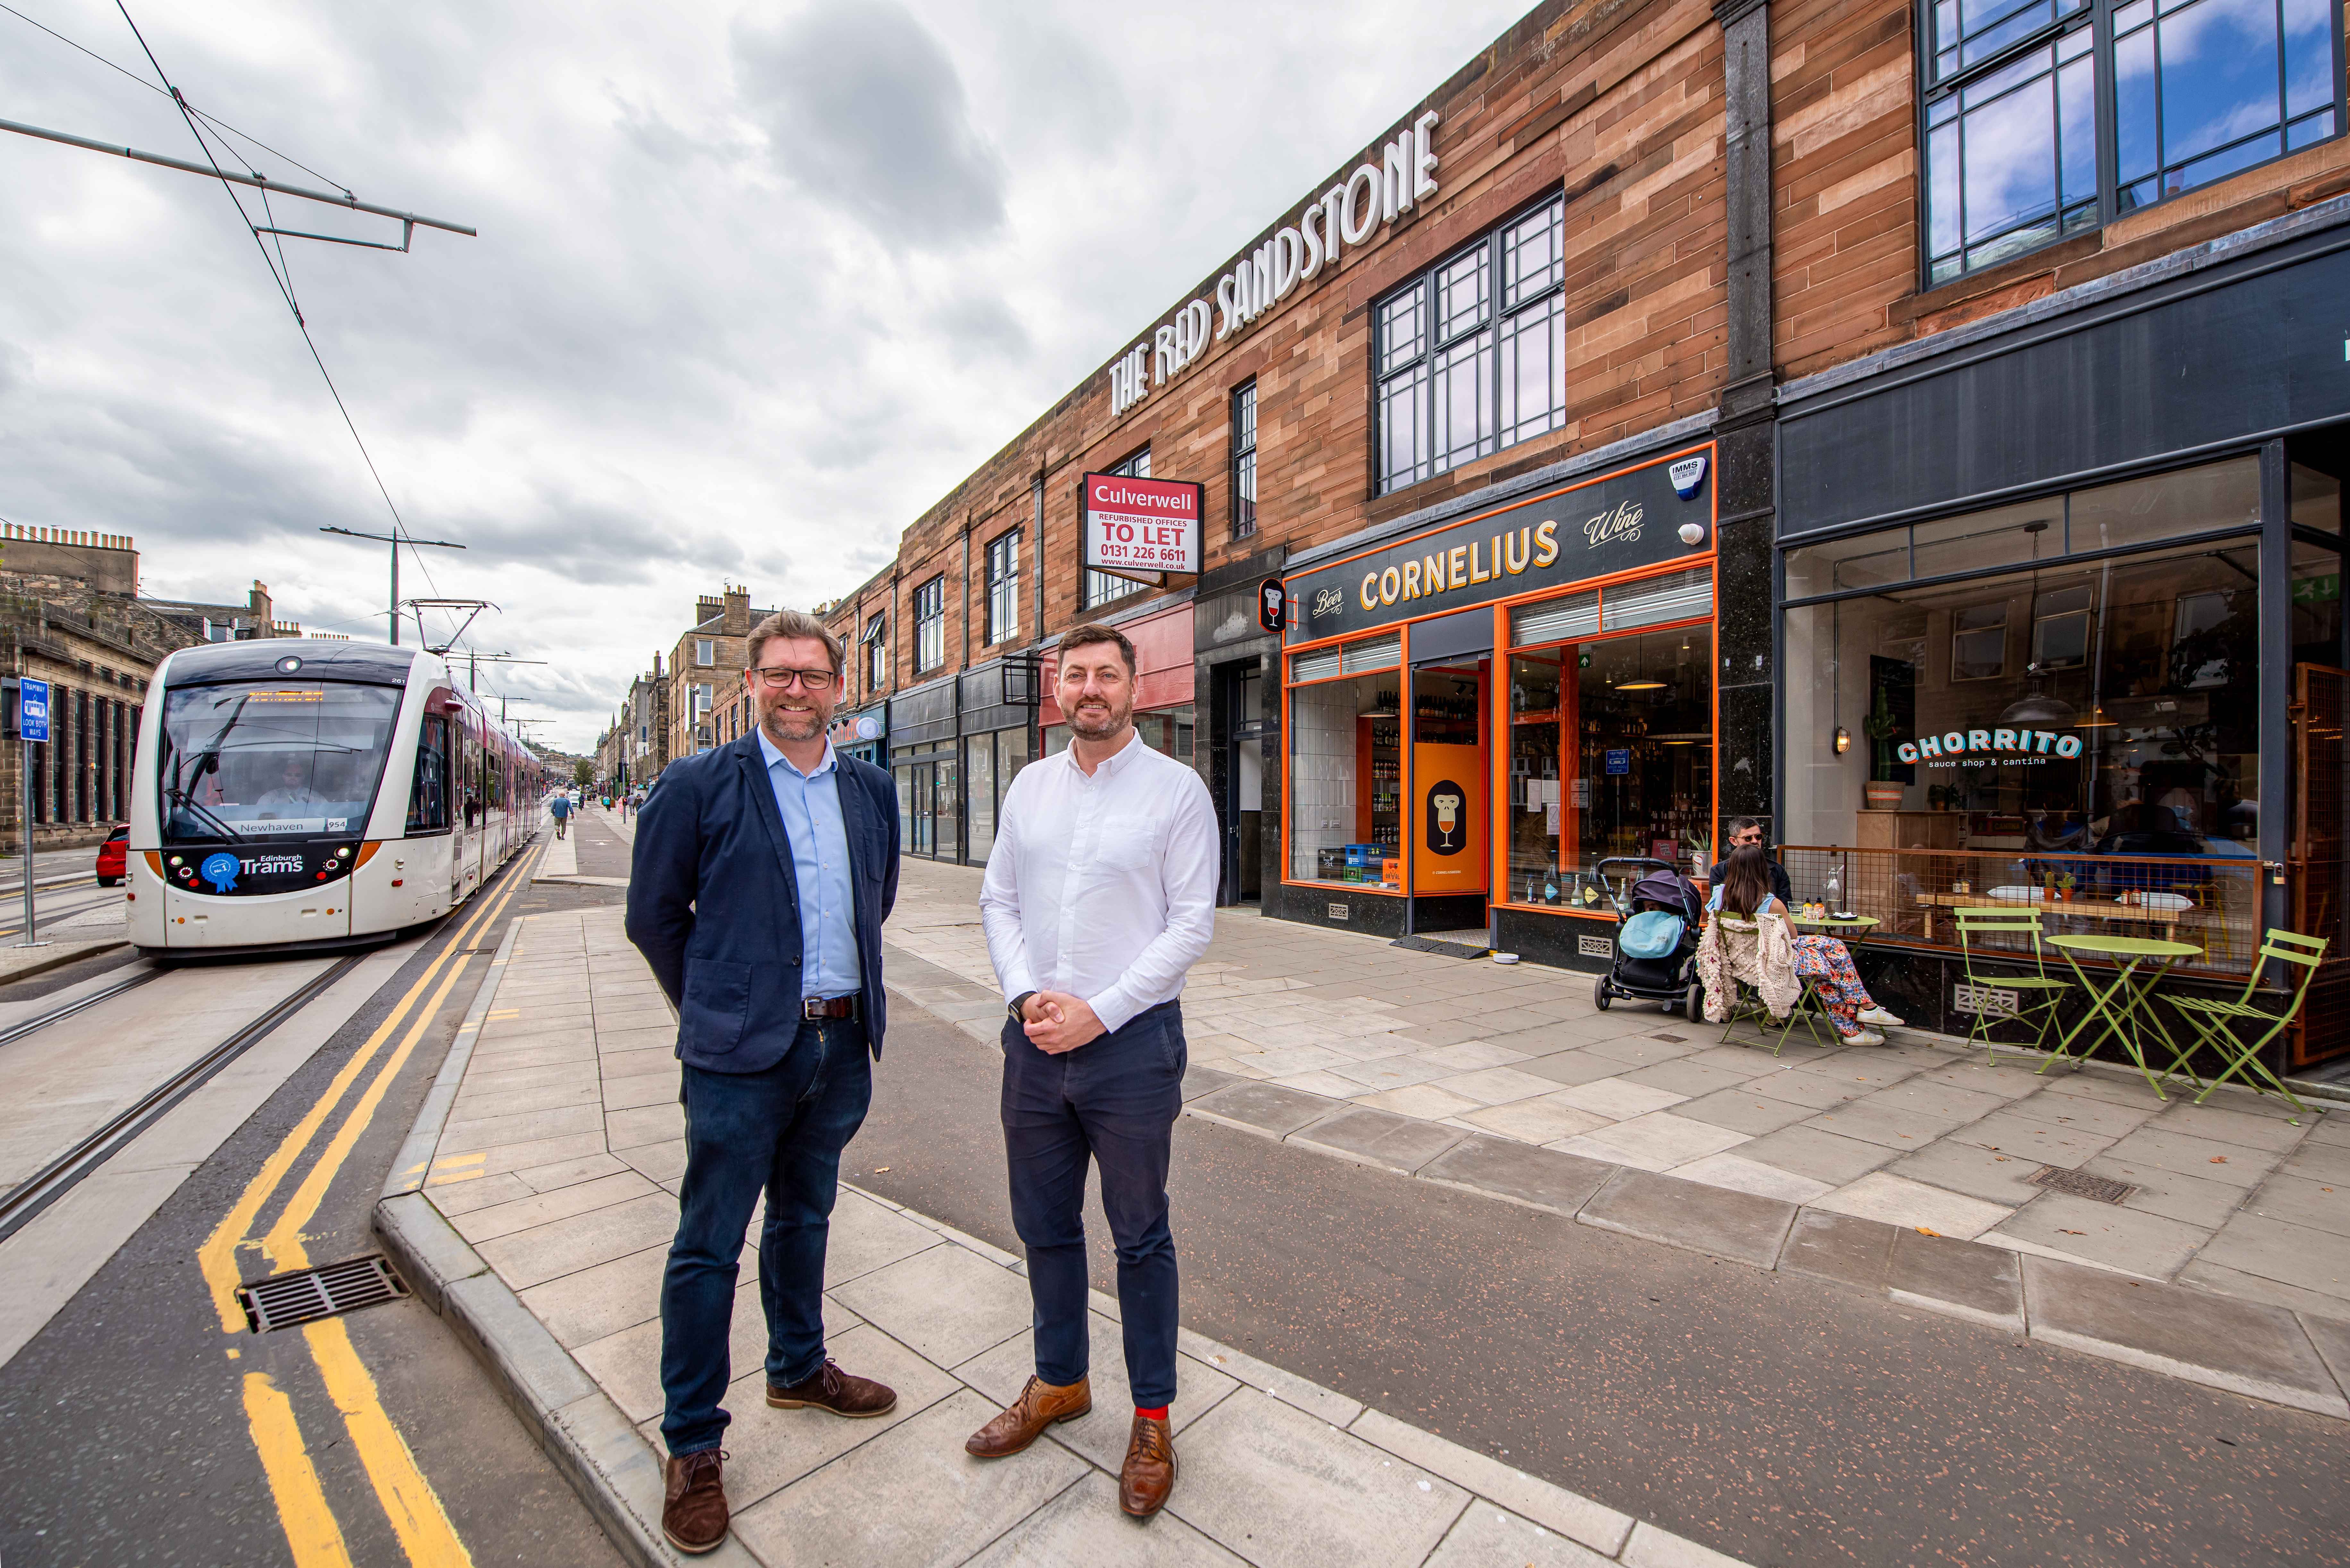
2043;933;2203;1097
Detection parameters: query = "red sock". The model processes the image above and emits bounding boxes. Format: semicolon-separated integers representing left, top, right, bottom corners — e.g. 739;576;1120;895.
1134;1404;1168;1421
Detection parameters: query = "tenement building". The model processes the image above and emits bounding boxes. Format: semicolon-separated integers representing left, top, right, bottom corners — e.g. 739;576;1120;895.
820;0;2350;1070
0;524;204;847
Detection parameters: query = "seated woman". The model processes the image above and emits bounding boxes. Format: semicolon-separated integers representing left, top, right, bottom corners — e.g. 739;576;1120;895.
1706;846;1903;1045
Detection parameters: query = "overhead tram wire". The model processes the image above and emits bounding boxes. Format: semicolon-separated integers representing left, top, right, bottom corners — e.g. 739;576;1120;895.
103;1;473;641
0;1;354;197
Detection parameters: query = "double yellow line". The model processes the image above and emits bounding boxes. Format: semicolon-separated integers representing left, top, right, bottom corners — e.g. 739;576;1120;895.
210;845;541;1567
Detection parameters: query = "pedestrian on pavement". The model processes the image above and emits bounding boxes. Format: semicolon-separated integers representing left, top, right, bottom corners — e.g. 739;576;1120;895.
547;790;571;840
625;608;901;1557
967;622;1218;1520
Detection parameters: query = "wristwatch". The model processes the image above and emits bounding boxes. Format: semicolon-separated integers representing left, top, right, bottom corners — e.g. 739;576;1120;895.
1007;991;1038;1024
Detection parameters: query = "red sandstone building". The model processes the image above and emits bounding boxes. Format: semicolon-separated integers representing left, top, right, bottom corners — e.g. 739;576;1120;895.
822;0;2350;1064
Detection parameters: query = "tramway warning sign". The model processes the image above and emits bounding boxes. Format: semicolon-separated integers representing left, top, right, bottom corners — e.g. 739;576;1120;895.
17;678;48;744
1080;474;1202;581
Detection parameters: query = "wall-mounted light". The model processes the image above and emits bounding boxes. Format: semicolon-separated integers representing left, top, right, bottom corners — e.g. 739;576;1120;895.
1833;726;1852;755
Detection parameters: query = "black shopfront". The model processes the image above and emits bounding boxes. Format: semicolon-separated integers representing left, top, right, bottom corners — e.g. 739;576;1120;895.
887;657;1040;866
1772;206;2350;1070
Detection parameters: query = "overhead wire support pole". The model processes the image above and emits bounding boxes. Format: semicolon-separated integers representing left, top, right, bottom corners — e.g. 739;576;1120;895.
0;116;476;239
318;526;463;646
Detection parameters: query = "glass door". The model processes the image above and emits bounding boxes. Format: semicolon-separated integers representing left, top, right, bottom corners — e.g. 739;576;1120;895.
1410;662;1488;896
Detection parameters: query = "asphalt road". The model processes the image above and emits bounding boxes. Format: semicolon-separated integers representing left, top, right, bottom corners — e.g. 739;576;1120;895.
853;991;2350;1568
0;857;629;1568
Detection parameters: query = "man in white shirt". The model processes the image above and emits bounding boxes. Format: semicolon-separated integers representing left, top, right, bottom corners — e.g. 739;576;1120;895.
966;622;1218;1520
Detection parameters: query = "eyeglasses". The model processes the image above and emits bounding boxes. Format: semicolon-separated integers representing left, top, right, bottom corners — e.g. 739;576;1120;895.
752;667;837;690
1730;830;1764;845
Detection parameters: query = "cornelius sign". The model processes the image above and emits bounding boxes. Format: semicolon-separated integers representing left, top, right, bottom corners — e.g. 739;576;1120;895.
1108;112;1443;417
1080;473;1203;579
1283;446;1715;642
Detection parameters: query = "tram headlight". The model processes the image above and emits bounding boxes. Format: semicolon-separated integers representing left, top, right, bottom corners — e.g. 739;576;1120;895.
276;655;303;673
168;855;183;867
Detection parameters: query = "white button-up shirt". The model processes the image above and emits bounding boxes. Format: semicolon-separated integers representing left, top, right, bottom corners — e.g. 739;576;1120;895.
979;728;1219;1034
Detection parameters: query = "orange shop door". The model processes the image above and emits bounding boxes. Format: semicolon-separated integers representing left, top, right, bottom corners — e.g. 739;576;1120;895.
1411;744;1486;894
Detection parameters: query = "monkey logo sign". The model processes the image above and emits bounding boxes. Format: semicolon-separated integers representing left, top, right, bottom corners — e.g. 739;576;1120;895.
1258;577;1286;633
1424;780;1467;855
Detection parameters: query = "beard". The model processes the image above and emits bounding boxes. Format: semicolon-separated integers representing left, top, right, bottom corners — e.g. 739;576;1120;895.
1065;696;1133;738
762;697;827;745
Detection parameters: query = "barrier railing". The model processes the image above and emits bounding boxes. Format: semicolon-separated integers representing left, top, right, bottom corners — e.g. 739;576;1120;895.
1773;844;2264;978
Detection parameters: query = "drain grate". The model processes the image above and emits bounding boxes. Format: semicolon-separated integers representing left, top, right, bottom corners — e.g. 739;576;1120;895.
2030;1166;2134;1204
1651;1032;1688;1043
238;1254;409;1333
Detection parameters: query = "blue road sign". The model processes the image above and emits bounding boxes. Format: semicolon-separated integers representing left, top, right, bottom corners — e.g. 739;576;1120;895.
19;678;49;744
1604;747;1631;776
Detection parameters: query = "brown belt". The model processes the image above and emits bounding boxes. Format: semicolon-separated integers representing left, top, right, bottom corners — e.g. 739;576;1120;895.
801;995;859;1021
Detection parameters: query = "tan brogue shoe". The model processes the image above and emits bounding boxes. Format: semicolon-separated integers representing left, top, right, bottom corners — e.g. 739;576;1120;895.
766;1359;897;1418
1119;1413;1177;1519
964;1375;1092;1458
662;1449;728;1555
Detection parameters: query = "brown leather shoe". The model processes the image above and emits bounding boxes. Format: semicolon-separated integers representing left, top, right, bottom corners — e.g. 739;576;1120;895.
766;1359;897;1418
964;1375;1092;1458
1119;1414;1177;1519
662;1449;728;1555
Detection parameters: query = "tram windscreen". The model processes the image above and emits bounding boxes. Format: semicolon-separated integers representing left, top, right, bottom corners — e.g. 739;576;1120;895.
158;681;402;843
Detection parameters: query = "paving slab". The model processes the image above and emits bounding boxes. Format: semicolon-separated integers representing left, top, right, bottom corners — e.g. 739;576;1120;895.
1885;1227;2024;1333
1800;1099;1967;1153
2080;1152;2249;1229
2152;1099;2312;1150
1458;1095;1613;1146
1667;1152;1834;1204
2022;1253;2350;1418
1953;1106;2128;1168
1416;1135;1614;1217
1989;1191;2210;1279
1555;1111;1749;1173
1348;1407;1633;1555
517;1243;669;1347
2095;1125;2281;1189
963;1471;1247;1567
1168;1389;1471;1568
475;1191;680;1290
2298;1311;2350;1400
1734;1124;1898;1186
1668;1087;1820;1137
826;1241;1031;1369
1424;1499;1617;1567
2192;1211;2350;1302
729;1389;1087;1568
1808;1171;2015;1241
820;1187;942;1286
1290;1106;1463;1175
1777;1209;1896;1291
1578;1168;1796;1269
1187;1080;1341;1140
2244;1173;2350;1240
1888;1139;2050;1207
1516;1048;1642;1087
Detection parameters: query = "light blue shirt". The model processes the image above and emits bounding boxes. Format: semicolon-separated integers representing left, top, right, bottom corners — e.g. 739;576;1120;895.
756;729;861;1000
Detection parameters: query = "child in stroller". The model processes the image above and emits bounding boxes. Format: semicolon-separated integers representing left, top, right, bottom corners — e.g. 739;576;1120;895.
1592;856;1705;1016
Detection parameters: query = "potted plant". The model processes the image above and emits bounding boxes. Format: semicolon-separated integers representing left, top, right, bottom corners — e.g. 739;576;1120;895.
2056;871;2076;903
1687;829;1713;877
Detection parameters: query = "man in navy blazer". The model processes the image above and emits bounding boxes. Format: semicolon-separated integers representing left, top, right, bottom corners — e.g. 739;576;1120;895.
626;608;899;1556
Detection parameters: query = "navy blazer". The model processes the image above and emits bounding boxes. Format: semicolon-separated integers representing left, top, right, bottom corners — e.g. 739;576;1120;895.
625;734;898;1072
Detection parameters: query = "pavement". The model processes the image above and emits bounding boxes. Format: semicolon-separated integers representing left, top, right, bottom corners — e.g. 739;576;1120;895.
882;860;2350;1339
378;899;1760;1568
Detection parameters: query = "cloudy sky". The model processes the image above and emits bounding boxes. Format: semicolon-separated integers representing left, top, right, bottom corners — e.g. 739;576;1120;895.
0;0;1523;751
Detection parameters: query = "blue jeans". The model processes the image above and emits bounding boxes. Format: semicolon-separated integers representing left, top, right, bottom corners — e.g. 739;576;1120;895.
999;1001;1185;1409
660;1015;871;1456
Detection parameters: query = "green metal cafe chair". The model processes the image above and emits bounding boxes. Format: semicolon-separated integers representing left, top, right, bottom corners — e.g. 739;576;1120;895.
2157;930;2329;1111
1954;907;2071;1063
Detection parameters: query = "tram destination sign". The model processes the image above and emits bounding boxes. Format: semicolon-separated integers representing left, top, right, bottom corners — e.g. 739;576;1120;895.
1080;473;1202;580
1284;446;1714;643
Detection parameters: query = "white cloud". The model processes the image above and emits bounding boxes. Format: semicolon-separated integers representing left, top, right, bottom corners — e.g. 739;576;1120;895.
0;0;1524;748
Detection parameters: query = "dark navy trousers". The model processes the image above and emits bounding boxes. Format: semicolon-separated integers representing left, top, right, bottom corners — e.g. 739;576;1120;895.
660;1015;870;1456
999;1000;1185;1409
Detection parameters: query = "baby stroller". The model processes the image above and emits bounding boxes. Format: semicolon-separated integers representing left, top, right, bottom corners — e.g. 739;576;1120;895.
1591;856;1705;1016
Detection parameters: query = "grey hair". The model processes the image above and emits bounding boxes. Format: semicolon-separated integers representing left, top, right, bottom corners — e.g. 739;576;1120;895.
746;609;845;676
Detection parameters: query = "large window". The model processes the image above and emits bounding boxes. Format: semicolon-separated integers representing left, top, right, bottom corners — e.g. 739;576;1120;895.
1507;628;1715;907
1923;0;2343;285
863;613;886;693
1778;458;2346;958
914;577;946;673
1232;382;1258;539
155;680;402;844
1287;668;1403;884
986;530;1020;645
1086;450;1149;609
1374;194;1568;495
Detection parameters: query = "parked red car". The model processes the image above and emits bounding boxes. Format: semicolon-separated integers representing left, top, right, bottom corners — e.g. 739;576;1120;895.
95;824;128;888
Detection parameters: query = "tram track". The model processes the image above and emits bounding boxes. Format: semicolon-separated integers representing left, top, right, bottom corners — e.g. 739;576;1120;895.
0;953;367;1246
0;965;163;1050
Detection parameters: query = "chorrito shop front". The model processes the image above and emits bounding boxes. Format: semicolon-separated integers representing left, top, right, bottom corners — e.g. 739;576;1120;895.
1271;443;1720;966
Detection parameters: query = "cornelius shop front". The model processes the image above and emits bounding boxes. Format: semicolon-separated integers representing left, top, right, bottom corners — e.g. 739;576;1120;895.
1271;443;1722;966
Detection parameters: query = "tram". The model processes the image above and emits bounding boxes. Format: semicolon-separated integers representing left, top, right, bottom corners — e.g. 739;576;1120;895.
127;640;549;956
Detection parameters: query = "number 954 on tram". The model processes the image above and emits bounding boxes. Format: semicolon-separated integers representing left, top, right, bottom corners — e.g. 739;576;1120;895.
126;641;546;956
